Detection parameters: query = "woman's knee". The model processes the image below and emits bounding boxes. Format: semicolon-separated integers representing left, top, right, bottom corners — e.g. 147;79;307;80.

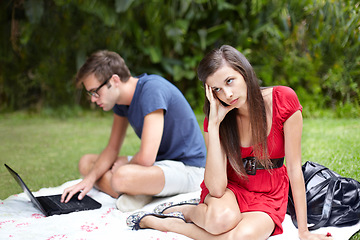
204;205;241;235
228;213;275;240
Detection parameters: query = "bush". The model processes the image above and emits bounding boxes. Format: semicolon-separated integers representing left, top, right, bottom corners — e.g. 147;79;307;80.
0;0;359;117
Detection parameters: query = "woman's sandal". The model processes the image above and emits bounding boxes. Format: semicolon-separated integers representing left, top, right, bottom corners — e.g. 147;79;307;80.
153;198;200;214
126;211;186;230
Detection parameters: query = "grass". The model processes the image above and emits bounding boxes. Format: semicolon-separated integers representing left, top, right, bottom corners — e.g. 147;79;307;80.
0;111;141;200
0;113;359;239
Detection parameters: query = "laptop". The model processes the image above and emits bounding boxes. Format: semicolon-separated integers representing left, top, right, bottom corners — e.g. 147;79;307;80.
4;164;102;216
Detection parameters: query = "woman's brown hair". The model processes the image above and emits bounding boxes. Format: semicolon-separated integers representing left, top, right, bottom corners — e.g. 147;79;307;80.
197;45;271;177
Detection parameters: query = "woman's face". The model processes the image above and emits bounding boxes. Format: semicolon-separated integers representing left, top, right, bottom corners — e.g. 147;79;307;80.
206;64;247;109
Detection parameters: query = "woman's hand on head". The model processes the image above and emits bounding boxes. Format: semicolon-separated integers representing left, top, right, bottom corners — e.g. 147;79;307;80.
205;84;236;127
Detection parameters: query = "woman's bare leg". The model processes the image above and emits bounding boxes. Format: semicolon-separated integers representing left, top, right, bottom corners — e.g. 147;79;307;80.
139;188;275;240
168;189;241;235
141;216;219;240
140;211;274;240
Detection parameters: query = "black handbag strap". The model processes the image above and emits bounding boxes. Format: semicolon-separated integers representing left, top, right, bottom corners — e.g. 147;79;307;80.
303;162;336;185
289;178;334;229
308;179;337;230
306;177;332;199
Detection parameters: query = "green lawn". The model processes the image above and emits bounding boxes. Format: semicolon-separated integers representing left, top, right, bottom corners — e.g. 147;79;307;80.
0;113;359;239
0;112;140;200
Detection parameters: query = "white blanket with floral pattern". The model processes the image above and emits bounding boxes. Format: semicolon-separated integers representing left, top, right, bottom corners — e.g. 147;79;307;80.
1;179;359;240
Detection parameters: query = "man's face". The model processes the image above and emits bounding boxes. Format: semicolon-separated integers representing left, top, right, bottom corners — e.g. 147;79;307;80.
82;73;117;111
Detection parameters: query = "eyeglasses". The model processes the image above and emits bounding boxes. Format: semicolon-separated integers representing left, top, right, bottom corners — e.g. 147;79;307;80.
85;76;112;98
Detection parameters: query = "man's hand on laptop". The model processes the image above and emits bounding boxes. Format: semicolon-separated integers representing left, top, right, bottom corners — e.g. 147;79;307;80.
61;176;96;203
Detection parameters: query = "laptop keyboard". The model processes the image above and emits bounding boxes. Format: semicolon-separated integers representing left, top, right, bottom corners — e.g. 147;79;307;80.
46;195;83;209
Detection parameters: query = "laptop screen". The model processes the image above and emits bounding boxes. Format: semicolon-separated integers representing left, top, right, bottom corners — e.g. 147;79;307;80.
4;164;47;215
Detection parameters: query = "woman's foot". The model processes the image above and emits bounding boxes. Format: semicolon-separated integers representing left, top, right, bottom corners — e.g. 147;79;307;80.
126;211;186;230
154;198;200;214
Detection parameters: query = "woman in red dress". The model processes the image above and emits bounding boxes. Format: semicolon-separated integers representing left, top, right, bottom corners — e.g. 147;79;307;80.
127;45;332;240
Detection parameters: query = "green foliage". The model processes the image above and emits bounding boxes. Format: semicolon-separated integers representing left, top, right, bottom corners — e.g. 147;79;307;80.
0;0;359;117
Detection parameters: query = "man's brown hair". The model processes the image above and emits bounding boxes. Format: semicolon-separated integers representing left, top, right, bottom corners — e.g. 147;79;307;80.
76;50;131;86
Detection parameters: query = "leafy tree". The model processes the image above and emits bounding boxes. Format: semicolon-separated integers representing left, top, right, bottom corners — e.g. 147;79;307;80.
0;0;359;117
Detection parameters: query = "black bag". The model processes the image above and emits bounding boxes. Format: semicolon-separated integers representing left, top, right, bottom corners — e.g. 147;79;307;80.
287;161;360;230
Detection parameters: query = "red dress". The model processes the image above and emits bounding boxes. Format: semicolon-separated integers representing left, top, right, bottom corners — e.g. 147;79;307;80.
200;86;302;236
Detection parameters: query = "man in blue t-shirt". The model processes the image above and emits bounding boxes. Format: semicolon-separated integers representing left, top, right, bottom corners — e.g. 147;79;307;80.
61;50;206;211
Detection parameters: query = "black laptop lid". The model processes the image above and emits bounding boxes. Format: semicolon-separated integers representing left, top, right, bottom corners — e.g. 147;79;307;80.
4;164;48;215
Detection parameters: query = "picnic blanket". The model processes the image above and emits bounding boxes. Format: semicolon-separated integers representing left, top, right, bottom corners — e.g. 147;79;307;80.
1;179;359;240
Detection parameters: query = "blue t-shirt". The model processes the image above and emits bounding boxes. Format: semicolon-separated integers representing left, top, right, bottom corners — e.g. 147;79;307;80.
113;73;206;167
